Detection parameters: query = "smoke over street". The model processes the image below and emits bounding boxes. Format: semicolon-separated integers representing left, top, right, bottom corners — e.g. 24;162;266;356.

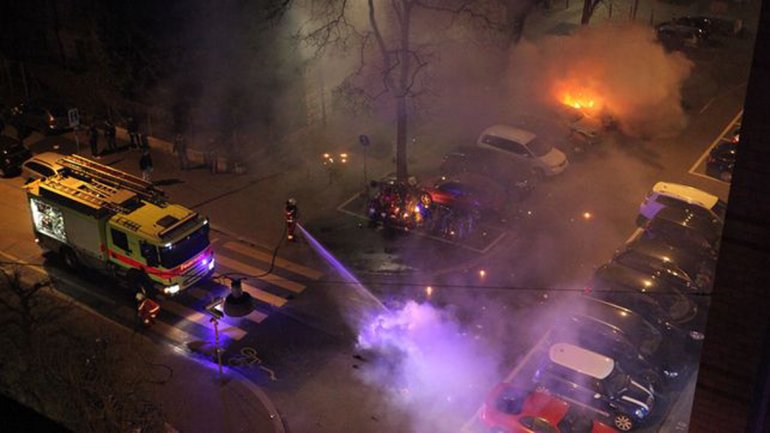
507;23;694;138
356;300;501;433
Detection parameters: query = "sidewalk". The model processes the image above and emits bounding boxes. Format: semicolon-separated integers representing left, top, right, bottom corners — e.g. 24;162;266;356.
0;249;284;433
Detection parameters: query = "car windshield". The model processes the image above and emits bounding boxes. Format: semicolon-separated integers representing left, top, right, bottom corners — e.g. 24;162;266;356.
604;366;630;396
712;199;728;220
628;318;663;356
527;137;552;157
158;224;210;268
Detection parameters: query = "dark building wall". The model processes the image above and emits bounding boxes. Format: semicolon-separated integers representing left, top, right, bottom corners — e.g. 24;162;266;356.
691;0;770;431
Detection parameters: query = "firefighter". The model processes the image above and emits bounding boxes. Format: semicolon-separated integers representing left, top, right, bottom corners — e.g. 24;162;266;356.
285;198;298;241
136;291;160;326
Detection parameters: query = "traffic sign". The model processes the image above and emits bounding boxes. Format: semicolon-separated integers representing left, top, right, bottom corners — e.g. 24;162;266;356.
359;134;370;147
68;108;80;128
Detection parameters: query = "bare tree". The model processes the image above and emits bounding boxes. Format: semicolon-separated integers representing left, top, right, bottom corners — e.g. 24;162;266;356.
581;0;604;24
299;0;511;181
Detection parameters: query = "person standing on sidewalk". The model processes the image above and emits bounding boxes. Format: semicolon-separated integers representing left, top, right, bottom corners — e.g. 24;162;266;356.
127;116;139;148
139;148;153;182
173;132;190;170
89;124;101;159
104;119;117;152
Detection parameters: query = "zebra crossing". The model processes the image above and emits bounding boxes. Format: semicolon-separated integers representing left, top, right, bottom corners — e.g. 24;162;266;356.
148;237;323;346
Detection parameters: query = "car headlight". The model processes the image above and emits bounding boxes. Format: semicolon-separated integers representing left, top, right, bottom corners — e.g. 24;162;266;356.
635;408;648;418
164;284;180;295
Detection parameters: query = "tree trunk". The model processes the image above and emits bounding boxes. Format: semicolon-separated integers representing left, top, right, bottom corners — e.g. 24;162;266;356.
396;95;408;180
581;0;593;24
395;0;412;181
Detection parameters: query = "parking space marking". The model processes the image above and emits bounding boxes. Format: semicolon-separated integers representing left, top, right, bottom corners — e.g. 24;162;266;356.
687;110;742;176
337;192;508;254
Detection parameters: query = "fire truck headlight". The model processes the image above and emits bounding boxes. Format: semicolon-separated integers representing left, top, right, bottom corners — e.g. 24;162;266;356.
164;284;181;295
208;258;215;271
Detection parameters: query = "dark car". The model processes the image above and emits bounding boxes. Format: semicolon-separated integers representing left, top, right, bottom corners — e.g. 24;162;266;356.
551;296;695;390
616;237;715;293
587;262;701;327
656;23;707;49
9;101;75;135
640;207;723;255
705;141;737;182
533;342;656;431
440;146;535;202
0;136;33;177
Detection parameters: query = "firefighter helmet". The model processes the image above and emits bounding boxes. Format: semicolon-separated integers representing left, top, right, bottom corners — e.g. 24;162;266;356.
287;198;297;206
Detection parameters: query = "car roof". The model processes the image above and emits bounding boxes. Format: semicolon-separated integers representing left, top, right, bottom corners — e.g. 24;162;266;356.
652;182;719;209
593;262;677;294
570;296;650;332
480;124;537;144
651;207;722;237
622;237;704;269
548;342;615;380
26;152;67;168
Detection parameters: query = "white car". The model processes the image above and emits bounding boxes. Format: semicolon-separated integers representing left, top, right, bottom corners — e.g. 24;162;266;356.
637;181;727;226
21;151;66;183
476;124;568;177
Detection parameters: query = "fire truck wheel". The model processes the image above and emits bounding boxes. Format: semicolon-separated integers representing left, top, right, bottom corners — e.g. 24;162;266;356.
61;247;80;271
127;270;155;296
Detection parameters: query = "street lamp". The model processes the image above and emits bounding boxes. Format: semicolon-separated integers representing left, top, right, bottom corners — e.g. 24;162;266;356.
359;134;370;196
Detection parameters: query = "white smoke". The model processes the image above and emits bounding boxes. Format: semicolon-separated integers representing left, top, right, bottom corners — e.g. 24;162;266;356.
356;300;501;433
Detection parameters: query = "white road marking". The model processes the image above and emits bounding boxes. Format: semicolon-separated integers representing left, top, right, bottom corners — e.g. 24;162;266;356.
216;255;306;293
688;110;743;175
222;241;323;280
336;191;507;254
186;279;271;323
162;300;247;341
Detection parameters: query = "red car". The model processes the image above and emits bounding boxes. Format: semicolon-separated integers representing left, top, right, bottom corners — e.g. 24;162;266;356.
420;173;507;215
481;383;618;433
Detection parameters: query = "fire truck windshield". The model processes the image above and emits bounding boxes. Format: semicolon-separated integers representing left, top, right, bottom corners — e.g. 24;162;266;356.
158;224;210;268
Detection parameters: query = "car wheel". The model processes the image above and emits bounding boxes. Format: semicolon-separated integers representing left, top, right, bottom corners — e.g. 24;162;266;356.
127;270;155;297
719;171;732;182
614;413;635;431
61;247;80;271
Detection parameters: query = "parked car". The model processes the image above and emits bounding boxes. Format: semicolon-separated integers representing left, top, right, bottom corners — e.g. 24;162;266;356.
640;206;723;254
477;124;568;178
587;262;701;327
705;140;737;182
440;146;535;201
481;383;618;433
637;181;726;226
550;296;693;390
616;237;715;293
8;101;75;135
532;342;656;431
421;173;508;216
21;151;67;182
656;22;707;49
0;136;33;177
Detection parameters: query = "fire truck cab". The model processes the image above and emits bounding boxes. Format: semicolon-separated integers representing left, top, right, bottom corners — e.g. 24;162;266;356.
25;154;214;296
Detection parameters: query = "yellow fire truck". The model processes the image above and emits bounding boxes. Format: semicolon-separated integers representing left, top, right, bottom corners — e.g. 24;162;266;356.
25;154;214;295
